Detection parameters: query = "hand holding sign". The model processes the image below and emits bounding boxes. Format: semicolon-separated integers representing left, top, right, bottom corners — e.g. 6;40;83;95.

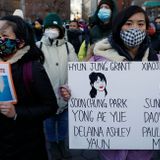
0;102;16;118
59;85;71;101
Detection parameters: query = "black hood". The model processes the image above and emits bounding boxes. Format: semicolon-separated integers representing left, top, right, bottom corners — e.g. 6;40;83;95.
92;0;117;26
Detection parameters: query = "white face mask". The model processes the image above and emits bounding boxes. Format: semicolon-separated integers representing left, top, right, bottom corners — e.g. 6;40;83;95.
44;28;59;39
120;28;146;48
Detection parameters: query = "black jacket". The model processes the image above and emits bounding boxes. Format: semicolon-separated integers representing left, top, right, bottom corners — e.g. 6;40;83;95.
67;29;84;54
0;50;58;160
89;0;117;44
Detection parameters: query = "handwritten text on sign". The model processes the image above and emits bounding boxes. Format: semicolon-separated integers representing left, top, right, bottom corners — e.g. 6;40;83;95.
68;61;160;150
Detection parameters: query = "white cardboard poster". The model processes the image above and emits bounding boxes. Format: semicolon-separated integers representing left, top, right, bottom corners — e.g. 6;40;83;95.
68;61;160;150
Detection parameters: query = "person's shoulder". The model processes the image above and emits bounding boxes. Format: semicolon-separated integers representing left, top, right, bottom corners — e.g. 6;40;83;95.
31;60;44;72
64;40;75;50
36;40;43;48
90;24;99;31
36;40;41;46
93;38;113;57
95;38;110;48
65;41;73;47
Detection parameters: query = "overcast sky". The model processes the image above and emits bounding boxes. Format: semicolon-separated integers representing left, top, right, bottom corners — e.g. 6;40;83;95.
71;0;82;14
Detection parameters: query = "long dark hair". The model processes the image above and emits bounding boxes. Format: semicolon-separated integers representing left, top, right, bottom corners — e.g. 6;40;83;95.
89;72;107;98
0;15;44;63
112;5;149;46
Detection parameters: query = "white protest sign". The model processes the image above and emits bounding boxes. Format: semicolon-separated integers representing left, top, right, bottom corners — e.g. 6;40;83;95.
68;61;160;150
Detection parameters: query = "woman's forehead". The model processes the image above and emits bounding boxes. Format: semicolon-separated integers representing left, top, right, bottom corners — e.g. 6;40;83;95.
128;12;145;21
0;21;13;33
100;4;110;9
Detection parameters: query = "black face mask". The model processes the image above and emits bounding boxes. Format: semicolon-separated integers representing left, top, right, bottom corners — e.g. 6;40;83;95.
68;28;82;34
0;38;20;58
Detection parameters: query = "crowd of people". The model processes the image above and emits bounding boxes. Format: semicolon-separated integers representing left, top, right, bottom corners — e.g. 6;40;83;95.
0;0;160;160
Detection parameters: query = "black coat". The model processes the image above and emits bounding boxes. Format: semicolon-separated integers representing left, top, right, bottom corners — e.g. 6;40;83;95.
67;29;84;54
150;34;160;53
0;59;58;160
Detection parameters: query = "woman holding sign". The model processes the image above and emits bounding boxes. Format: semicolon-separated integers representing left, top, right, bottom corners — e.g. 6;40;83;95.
0;15;60;160
90;5;159;160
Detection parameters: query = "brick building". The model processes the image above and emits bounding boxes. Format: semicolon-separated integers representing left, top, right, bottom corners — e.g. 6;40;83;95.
0;0;70;22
